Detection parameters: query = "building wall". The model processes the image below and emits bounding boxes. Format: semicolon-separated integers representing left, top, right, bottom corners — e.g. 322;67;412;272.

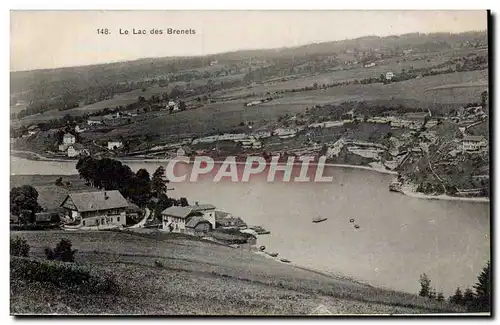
63;136;76;145
80;211;127;227
463;141;487;152
66;209;126;226
162;215;186;232
202;210;216;229
67;147;80;157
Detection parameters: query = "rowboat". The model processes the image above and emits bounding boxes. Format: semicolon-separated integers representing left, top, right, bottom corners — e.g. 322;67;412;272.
312;216;328;223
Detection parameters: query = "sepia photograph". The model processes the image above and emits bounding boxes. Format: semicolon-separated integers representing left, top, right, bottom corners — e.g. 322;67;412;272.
9;9;491;316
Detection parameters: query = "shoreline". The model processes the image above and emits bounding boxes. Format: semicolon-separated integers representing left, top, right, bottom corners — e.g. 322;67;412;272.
10;152;489;203
399;186;490;203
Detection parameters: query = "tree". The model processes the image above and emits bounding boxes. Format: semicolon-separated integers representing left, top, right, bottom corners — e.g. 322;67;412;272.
449;287;464;305
45;238;77;262
55;177;63;186
437;292;445;302
136;169;151;183
179;101;187;111
419;273;431;297
11;236;30;257
179;197;189;207
10;185;42;223
151;166;168;198
473;261;491;312
481;91;488;108
463;287;475;309
428;287;437;300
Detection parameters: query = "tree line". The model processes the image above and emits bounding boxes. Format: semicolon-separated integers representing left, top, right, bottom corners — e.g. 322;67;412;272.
418;261;491;312
76;157;188;218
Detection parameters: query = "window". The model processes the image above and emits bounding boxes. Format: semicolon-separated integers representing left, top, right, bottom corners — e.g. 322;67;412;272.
82;220;85;226
117;217;120;222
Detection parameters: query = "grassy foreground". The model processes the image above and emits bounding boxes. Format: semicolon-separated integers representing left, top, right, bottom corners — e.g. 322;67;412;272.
10;230;465;315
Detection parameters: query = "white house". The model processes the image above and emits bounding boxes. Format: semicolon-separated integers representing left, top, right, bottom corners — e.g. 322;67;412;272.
161;203;216;233
63;133;76;145
59;133;77;152
67;143;89;158
108;141;123;150
87;118;104;126
364;62;376;68
60;190;129;228
385;71;394;80
167;101;179;111
462;135;488;152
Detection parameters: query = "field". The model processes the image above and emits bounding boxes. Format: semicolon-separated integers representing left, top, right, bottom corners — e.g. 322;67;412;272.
10;230;464;315
89;69;488;143
10;174;92;212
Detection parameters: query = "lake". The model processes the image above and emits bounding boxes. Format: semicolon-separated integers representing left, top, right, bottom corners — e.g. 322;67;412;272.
10;156;490;296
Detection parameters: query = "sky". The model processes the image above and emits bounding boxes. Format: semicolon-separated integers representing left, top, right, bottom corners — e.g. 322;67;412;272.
10;10;488;71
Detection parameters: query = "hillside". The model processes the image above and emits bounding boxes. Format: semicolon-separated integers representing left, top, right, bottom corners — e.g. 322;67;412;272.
10;31;487;114
10;230;465;315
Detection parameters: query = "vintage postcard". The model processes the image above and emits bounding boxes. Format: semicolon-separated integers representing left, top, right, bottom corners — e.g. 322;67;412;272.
9;10;490;316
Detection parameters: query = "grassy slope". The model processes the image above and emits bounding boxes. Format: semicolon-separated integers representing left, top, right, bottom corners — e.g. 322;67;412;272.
10;230;464;315
10;175;94;212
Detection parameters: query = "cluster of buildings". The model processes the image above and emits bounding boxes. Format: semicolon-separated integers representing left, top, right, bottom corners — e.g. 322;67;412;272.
58;133;90;158
59;189;252;241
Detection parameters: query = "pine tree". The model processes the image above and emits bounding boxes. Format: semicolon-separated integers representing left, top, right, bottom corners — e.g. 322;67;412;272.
429;287;437;300
151;166;168;198
463;287;475;311
437;292;445;302
419;273;431;297
449;287;464;305
473;261;491;312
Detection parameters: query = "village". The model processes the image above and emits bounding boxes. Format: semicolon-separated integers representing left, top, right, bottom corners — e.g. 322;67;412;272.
12;84;489;199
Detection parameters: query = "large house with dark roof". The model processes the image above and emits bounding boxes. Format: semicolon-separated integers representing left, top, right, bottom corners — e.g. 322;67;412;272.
161;203;216;233
60;190;130;227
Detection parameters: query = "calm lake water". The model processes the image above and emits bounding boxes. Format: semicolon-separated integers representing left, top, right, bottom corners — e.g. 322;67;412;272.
10;156;490;296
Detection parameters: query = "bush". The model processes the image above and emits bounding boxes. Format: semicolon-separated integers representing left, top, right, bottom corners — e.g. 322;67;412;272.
10;237;30;257
10;257;117;294
45;238;77;262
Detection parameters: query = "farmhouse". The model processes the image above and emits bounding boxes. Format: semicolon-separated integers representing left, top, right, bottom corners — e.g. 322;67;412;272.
462;135;488;153
63;133;76;145
108;141;123;150
161;203;216;233
60;190;129;228
59;133;77;151
385;71;394;80
67;143;89;158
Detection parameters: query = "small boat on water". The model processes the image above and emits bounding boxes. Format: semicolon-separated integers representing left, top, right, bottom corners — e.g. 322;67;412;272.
312;216;328;223
280;258;291;263
267;252;279;257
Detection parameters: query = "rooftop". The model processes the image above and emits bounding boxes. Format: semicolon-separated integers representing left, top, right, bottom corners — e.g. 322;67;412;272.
60;190;130;213
161;204;216;218
185;216;211;228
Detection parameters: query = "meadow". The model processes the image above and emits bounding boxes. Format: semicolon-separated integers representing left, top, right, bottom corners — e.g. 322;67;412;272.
10;230;464;315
